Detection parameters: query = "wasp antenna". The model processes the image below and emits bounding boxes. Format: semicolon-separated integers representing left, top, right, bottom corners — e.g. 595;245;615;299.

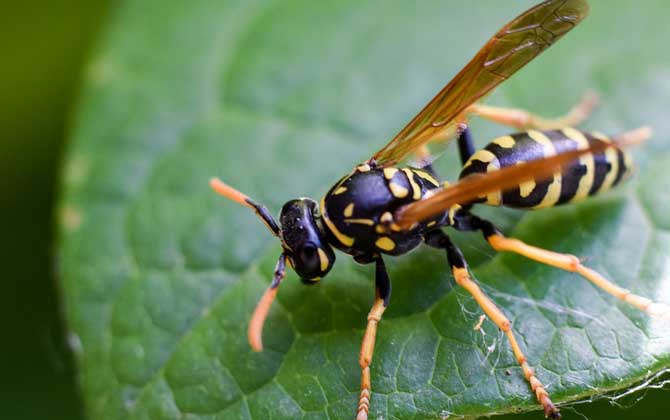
613;125;652;146
248;254;287;352
210;177;253;208
210;177;281;236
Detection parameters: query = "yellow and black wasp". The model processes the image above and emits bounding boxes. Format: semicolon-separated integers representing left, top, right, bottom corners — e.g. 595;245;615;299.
210;0;667;418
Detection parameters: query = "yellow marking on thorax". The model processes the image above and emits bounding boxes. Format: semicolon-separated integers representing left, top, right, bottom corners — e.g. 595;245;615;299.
377;211;401;233
320;197;354;247
383;167;398;180
389;182;409;198
317;248;329;272
375;236;396;251
343;203;354;217
413;169;440;187
563;128;594;203
402;168;422;200
333;186;347;195
344;218;375;226
528;130;562;208
493;135;515;148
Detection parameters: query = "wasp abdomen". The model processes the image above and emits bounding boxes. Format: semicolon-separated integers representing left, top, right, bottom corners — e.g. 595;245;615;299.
459;128;633;209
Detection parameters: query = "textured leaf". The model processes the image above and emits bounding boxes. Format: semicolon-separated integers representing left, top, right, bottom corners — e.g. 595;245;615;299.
58;1;670;419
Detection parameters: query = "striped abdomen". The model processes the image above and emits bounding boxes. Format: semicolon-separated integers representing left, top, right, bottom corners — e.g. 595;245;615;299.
459;128;633;209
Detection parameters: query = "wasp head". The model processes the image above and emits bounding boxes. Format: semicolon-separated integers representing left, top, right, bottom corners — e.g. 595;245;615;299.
279;198;335;282
210;178;337;351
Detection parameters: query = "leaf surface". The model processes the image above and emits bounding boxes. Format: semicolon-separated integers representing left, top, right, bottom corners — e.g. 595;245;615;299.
58;1;670;419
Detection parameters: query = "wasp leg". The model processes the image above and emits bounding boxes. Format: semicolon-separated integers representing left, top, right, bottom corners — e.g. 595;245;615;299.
466;91;598;131
457;126;475;165
424;230;561;418
465;215;670;319
357;257;391;420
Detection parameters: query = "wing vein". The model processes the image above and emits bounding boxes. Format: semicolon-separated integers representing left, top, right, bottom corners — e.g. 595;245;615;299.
369;0;589;168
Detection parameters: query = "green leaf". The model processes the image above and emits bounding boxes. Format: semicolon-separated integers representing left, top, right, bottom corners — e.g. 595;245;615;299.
58;0;670;419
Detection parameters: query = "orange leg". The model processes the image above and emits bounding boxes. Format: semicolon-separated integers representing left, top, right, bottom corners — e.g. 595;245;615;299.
466;91;598;130
424;230;561;418
453;267;560;418
248;254;287;352
487;234;670;319
357;295;386;420
356;257;391;420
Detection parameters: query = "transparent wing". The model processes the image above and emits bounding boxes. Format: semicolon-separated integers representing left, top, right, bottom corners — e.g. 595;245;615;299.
371;0;589;167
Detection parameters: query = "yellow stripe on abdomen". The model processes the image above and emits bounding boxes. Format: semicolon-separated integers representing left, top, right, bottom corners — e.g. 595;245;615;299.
562;127;595;203
528;130;562;209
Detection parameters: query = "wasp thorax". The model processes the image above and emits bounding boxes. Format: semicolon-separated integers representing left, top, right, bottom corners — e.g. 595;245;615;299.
279;198;335;282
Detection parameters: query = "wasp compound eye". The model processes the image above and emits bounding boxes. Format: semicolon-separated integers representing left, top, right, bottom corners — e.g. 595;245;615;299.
299;243;319;271
292;242;335;282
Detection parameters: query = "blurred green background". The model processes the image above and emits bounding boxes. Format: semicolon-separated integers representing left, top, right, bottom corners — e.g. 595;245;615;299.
0;2;108;419
0;1;667;419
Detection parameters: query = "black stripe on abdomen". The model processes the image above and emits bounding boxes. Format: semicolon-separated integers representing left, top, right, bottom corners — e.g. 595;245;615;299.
498;132;552;207
543;129;585;205
587;136;611;196
613;148;627;187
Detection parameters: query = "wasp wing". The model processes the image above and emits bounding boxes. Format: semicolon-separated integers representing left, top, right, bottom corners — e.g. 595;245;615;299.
393;127;649;229
371;0;589;167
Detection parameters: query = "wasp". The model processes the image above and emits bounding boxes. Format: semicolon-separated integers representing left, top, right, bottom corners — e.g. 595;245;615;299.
210;1;667;418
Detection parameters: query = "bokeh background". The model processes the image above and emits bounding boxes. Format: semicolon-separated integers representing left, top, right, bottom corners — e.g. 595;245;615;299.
0;1;666;419
0;2;108;419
